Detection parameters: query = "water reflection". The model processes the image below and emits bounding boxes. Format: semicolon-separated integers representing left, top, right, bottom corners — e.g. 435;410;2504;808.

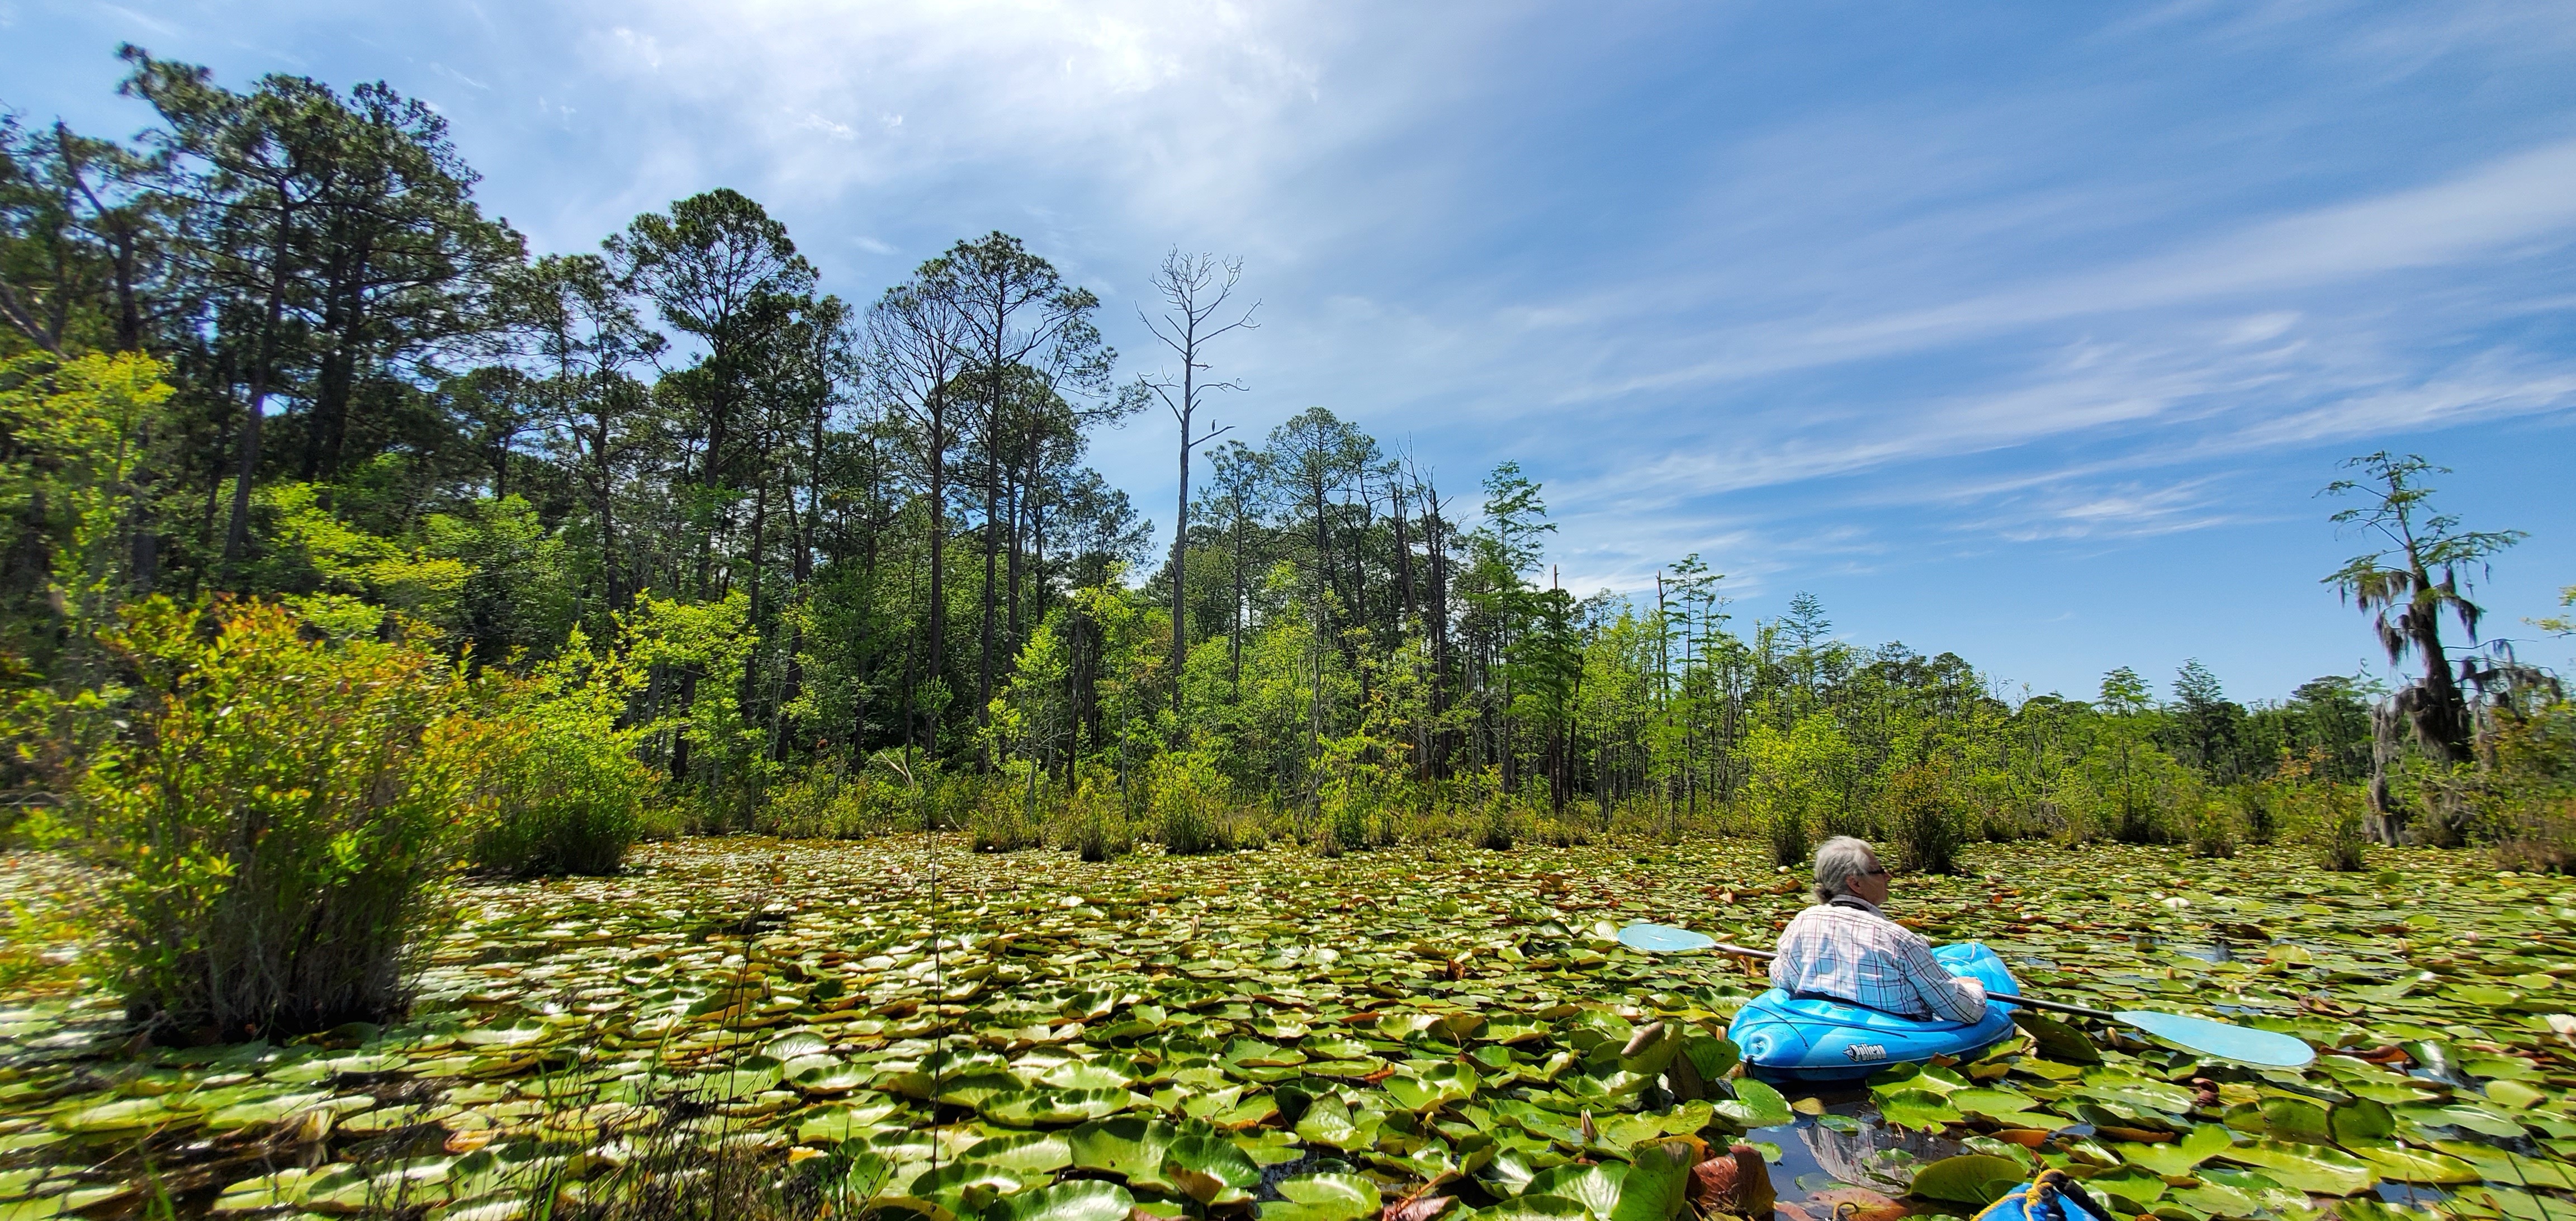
1748;1095;1966;1203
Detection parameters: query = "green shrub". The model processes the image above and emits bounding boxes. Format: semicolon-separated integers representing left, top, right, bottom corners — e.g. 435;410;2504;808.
1213;806;1271;851
2227;782;2279;845
63;599;475;1039
968;785;1045;853
1884;764;1967;874
1150;751;1230;855
2305;782;2369;872
1051;777;1134;862
1765;806;1809;868
466;639;655;876
2188;797;2238;859
759;763;886;839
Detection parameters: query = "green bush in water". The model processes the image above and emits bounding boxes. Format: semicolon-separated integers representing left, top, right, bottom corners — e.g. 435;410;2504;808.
2188;795;2238;859
1886;763;1967;874
760;762;913;839
1151;750;1229;855
2307;781;2370;872
1766;805;1810;868
466;632;656;877
1051;773;1134;862
969;783;1045;852
59;599;476;1039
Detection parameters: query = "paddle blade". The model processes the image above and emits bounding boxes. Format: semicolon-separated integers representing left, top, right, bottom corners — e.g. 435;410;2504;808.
1618;922;1717;953
2115;1010;2314;1068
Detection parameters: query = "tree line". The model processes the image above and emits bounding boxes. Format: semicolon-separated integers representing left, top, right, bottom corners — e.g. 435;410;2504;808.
5;49;2567;865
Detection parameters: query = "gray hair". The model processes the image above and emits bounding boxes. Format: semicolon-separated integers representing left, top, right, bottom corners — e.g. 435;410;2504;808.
1810;836;1880;905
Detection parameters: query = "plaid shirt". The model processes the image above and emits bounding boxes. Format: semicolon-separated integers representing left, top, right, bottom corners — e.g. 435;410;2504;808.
1769;896;1988;1023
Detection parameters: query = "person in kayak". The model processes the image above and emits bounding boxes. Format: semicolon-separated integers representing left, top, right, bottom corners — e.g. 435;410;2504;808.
1770;836;1987;1023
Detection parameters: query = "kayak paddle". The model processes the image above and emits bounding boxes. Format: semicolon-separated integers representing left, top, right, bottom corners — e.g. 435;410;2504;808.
1615;921;2315;1069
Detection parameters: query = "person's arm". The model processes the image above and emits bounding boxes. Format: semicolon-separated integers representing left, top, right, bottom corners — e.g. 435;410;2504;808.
1893;934;1987;1023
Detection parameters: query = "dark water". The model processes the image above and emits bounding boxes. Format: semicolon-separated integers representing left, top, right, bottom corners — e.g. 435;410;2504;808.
1740;1089;2452;1212
1744;1091;1968;1204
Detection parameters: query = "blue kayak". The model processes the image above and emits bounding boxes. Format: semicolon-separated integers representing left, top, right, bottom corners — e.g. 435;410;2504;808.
1726;941;2020;1083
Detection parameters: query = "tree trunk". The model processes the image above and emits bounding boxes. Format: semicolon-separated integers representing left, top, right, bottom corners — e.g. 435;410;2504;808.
221;205;296;574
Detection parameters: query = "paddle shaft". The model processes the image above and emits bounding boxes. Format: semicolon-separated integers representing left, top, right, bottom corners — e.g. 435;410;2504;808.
1710;943;2121;1023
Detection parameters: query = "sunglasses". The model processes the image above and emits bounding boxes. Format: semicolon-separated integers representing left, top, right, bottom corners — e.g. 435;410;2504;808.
1861;865;1892;877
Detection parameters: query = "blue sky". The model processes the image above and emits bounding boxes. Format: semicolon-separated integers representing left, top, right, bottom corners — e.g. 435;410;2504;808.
8;0;2574;702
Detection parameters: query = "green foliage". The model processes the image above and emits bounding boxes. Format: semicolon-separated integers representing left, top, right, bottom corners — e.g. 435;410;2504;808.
760;761;916;839
970;772;1048;853
464;628;657;876
2186;794;2237;859
0;351;174;665
56;599;475;1037
2303;780;2371;873
1884;763;1967;874
1150;750;1231;855
1049;768;1135;862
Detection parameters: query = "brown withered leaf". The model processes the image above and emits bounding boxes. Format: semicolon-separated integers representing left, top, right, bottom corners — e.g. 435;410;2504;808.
1383;1195;1456;1221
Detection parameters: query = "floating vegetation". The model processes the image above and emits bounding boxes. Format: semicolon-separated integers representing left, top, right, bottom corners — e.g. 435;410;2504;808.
0;839;2570;1219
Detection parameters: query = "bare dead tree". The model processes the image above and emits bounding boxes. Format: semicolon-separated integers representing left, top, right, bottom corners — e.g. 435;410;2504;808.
1138;250;1258;719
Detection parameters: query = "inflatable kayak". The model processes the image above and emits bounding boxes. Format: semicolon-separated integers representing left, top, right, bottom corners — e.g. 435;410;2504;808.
1726;941;2020;1083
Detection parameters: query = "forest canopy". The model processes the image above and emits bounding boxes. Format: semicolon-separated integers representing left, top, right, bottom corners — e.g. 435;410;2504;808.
1;49;2566;872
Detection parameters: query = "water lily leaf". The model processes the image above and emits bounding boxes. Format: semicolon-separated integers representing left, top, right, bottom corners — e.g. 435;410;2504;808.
2459;1185;2572;1221
1680;1035;1740;1082
2010;1012;2100;1065
962;1132;1074;1174
1224;1039;1307;1068
1387;1063;1479;1113
692;1063;784;1101
792;1101;894;1144
1906;1154;2026;1206
878;1052;1011;1100
1296;1096;1381;1152
2331;1099;2395;1144
2428;1142;2576;1190
203;1090;334;1133
2250;1097;2331;1143
1525;1164;1625;1220
2077;1070;2195;1115
2344;1142;2479;1185
987;1180;1137;1221
1481;1018;1551;1045
2078;1166;2167;1209
2483;1079;2545;1110
2165;1181;2256;1219
1157;1134;1261;1204
909;1161;1034;1215
54;1096;193;1134
267;1053;408;1083
1877;1091;1962;1133
2113;1123;2232;1176
456;1019;552;1049
1712;1078;1792;1129
1234;1129;1305;1167
1067;1117;1178;1178
1479;1194;1597;1221
2393;1101;2526;1139
1039;1061;1134;1091
2215;1139;2377;1195
1259;1173;1382;1221
791;1058;873;1094
1949;1087;2041;1122
936;1071;1025;1109
981;1087;1142;1126
1608;1138;1697;1221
